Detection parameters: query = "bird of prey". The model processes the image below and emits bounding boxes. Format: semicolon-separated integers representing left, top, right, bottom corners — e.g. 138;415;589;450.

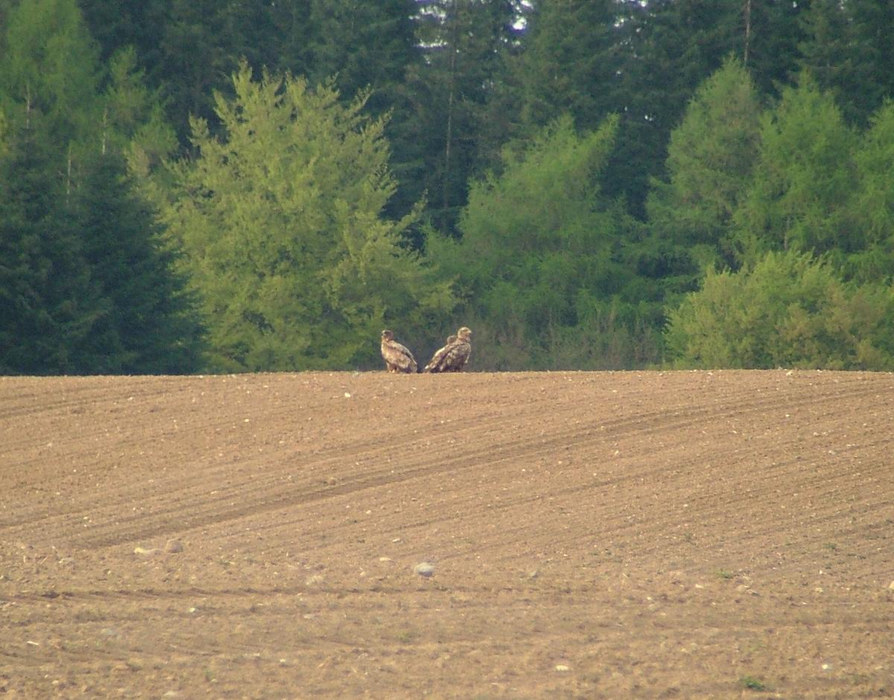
423;326;471;373
422;334;456;373
380;329;418;373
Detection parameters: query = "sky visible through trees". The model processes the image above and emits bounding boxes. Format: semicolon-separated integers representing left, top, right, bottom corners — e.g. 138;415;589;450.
1;0;893;373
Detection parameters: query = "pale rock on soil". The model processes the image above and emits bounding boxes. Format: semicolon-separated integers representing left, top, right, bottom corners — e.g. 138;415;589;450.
1;370;892;697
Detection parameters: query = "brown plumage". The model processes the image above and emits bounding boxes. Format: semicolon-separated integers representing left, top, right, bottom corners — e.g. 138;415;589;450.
423;327;471;373
380;329;418;373
422;334;456;373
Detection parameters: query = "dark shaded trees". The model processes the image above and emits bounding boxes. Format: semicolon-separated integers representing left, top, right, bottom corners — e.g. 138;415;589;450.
0;124;102;374
299;1;426;229
0;122;203;375
799;0;894;126
73;152;204;373
0;0;204;374
407;0;524;236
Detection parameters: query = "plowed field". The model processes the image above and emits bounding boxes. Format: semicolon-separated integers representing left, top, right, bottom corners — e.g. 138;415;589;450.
1;370;892;698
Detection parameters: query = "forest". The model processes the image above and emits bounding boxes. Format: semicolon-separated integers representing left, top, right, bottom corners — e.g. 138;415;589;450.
1;0;893;374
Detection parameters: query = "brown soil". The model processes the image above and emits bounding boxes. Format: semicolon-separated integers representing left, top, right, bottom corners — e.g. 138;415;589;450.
1;370;892;698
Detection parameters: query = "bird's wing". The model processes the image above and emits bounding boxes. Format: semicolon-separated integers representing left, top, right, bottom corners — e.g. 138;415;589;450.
383;341;417;371
442;341;470;370
423;345;451;372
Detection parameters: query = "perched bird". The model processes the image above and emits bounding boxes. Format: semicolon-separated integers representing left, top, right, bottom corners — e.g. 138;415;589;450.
423;326;471;373
380;329;418;373
422;334;456;373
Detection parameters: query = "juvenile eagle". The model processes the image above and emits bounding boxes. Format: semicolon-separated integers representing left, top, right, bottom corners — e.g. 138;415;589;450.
422;334;456;373
423;326;471;373
380;329;418;373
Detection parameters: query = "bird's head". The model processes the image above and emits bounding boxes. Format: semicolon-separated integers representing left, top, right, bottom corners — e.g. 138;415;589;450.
457;327;472;341
381;329;394;341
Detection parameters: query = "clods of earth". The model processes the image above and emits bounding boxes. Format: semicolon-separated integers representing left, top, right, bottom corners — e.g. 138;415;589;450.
1;370;892;697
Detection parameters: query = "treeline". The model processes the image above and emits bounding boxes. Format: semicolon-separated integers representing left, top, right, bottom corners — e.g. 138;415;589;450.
1;0;893;374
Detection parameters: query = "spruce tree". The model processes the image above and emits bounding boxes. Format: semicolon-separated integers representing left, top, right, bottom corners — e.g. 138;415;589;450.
72;152;205;373
0;122;103;374
850;103;894;283
407;0;521;236
799;0;894;126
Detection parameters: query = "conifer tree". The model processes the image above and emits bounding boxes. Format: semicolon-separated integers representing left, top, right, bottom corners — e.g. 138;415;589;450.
732;75;858;266
161;63;454;371
799;0;894;126
0;123;103;374
408;0;521;236
665;250;894;370
0;0;100;155
72;152;204;373
647;58;763;270
431;115;657;370
850;103;894;283
0;0;204;374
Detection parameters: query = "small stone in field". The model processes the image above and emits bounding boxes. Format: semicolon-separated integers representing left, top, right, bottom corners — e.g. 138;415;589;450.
414;562;435;578
165;539;184;554
555;664;570;672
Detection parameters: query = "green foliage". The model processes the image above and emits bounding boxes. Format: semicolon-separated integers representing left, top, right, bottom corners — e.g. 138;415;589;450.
656;64;894;372
300;1;421;228
0;106;7;158
647;57;762;269
155;0;243;143
665;250;894;370
0;120;203;375
0;125;102;374
102;47;179;177
799;0;894;126
72;153;204;373
732;76;859;266
432;115;660;370
300;0;417;105
511;0;657;214
741;0;808;98
77;0;168;64
161;63;454;372
0;0;100;148
849;102;894;282
515;0;621;131
3;0;894;374
0;0;203;375
404;0;523;236
738;675;769;692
